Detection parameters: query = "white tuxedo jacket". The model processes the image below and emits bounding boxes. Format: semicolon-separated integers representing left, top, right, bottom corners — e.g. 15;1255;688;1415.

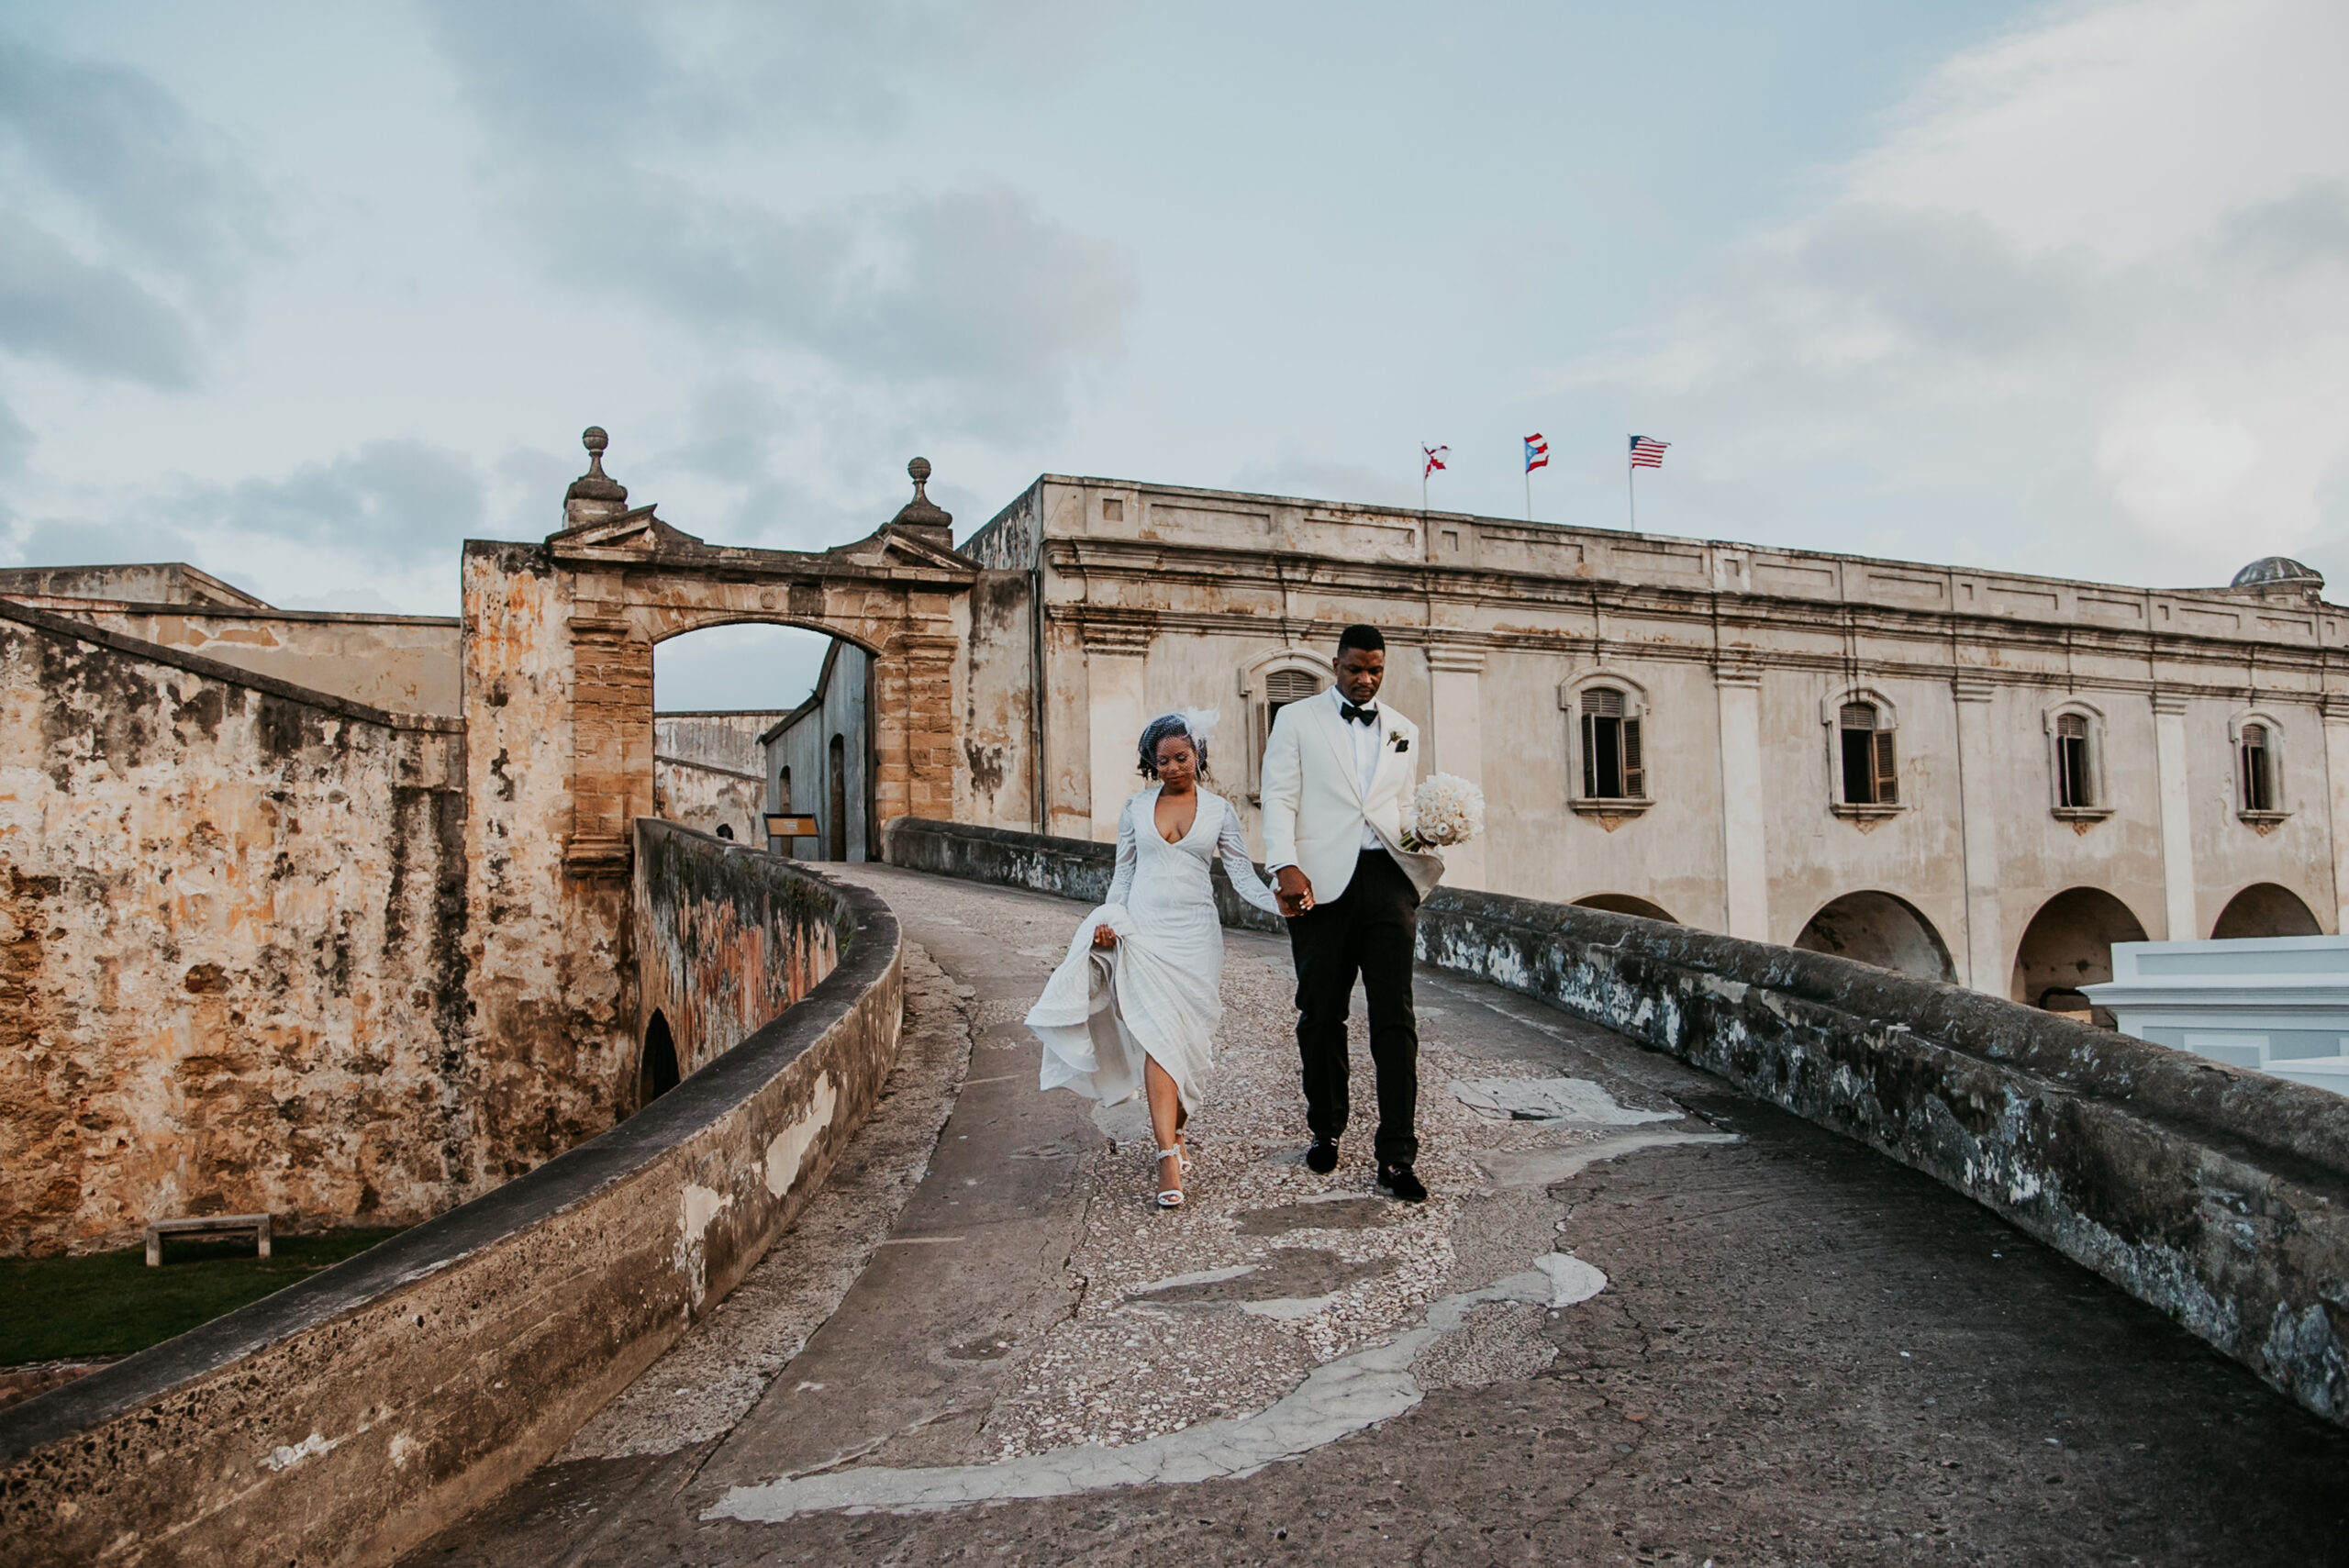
1260;695;1444;904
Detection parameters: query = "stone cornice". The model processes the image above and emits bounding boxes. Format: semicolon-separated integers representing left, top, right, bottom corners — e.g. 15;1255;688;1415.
1033;599;2345;706
1040;536;2344;665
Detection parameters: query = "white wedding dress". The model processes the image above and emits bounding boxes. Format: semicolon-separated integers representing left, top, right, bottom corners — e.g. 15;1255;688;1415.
1027;785;1281;1114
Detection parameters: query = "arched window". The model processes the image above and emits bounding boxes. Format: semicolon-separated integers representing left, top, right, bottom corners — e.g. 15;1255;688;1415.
775;766;793;813
2240;723;2276;812
1239;649;1334;802
1561;671;1653;818
1838;701;1898;807
1266;667;1320;728
2043;702;2111;821
2228;709;2290;826
1579;687;1643;800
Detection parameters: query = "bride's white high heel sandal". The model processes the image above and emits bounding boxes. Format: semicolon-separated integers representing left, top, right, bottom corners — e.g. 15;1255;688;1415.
1155;1149;1186;1209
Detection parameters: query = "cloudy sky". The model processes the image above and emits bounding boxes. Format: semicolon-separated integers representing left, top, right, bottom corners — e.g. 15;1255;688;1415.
4;1;2345;706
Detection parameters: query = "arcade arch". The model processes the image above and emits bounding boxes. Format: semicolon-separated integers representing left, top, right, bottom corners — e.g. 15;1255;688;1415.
2009;887;2148;1009
637;1011;681;1110
1573;893;1677;923
1794;891;1955;983
2211;882;2323;940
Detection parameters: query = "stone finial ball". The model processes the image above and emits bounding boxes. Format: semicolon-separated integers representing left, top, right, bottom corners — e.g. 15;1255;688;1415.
583;427;609;454
908;456;931;484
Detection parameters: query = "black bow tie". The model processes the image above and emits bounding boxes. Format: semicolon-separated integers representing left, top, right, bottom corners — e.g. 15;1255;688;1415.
1341;702;1377;726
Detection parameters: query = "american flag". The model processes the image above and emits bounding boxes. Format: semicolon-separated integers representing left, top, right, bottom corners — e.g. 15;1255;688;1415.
1422;444;1449;478
1629;435;1669;469
1523;434;1549;473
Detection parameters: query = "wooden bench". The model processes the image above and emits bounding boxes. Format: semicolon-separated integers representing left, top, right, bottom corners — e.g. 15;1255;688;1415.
145;1214;271;1266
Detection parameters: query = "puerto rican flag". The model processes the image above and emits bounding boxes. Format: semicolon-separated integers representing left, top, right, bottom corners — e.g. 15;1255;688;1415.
1422;444;1449;478
1524;434;1549;473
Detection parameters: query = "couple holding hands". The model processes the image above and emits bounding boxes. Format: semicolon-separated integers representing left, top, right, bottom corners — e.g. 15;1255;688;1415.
1025;624;1453;1210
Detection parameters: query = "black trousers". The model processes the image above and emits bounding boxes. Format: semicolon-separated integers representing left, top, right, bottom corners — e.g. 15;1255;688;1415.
1286;848;1420;1167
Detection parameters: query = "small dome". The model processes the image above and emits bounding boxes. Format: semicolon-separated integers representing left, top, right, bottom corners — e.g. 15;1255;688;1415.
2231;555;2323;589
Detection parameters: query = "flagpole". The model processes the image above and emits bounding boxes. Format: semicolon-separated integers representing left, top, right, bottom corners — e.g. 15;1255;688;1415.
1524;465;1531;523
1628;443;1636;531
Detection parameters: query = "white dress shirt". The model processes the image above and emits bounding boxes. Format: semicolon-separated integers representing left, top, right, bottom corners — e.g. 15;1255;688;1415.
1331;685;1385;850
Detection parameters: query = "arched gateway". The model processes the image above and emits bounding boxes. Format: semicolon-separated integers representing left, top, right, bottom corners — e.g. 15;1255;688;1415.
458;430;991;1170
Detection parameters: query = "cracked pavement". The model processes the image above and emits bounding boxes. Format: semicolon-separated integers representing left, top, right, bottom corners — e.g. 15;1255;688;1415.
406;866;2349;1566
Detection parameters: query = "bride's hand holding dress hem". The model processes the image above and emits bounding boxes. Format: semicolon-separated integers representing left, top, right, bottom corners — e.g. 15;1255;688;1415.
1026;786;1276;1116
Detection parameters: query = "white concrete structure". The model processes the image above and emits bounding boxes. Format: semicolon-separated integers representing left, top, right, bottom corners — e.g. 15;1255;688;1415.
2086;937;2349;1094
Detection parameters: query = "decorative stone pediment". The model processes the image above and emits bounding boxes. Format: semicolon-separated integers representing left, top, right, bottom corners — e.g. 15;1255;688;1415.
547;504;709;558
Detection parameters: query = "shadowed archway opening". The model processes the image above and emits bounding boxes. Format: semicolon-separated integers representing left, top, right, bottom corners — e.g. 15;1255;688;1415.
651;622;837;847
2212;883;2323;940
1573;893;1677;923
2010;887;2148;1012
1795;891;1955;984
638;1011;681;1111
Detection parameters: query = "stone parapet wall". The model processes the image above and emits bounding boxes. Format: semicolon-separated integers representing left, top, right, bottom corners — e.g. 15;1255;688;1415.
882;816;1281;934
0;846;903;1568
0;599;468;1256
885;817;2349;1429
635;819;843;1078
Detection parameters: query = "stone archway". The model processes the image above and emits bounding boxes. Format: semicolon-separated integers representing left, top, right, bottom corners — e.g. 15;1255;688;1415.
2010;887;2149;1007
1795;891;1956;983
458;432;985;1178
2211;882;2323;940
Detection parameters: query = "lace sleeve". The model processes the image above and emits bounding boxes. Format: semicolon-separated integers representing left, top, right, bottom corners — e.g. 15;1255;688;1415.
1104;795;1139;907
1216;797;1281;915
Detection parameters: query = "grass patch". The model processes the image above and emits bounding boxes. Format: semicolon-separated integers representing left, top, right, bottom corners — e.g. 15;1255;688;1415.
0;1229;406;1364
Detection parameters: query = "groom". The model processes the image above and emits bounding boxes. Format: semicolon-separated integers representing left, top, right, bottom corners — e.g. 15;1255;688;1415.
1259;624;1444;1203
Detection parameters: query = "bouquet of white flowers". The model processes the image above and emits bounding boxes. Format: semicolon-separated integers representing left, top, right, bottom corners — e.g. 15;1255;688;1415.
1401;773;1484;851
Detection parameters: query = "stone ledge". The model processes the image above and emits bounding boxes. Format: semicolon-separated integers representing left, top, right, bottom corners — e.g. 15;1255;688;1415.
0;595;464;733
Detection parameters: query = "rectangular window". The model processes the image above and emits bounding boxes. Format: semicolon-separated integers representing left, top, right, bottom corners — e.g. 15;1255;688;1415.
2242;724;2274;812
2056;713;2092;808
1839;703;1897;806
1580;688;1642;799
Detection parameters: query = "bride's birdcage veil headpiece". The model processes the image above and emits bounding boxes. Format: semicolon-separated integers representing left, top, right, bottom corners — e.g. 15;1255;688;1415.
1137;707;1219;780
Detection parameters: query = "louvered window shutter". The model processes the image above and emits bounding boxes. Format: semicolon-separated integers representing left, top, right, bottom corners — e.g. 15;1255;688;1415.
1266;669;1319;704
1623;717;1644;799
1873;728;1899;806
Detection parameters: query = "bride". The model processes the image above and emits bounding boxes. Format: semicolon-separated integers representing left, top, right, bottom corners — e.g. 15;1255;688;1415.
1026;709;1280;1208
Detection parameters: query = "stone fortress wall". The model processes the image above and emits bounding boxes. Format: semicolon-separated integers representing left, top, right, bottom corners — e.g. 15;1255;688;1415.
960;475;2349;1004
0;597;467;1255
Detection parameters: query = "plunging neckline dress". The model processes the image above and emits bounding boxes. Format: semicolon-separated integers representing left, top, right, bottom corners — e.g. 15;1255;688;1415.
1026;785;1280;1114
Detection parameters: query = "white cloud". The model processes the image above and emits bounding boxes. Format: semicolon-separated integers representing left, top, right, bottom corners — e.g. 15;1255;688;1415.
1554;0;2349;587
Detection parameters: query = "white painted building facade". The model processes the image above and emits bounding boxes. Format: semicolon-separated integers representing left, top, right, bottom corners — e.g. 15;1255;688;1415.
960;475;2348;1006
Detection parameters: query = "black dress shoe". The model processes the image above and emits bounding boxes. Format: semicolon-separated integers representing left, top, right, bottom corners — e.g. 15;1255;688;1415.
1377;1163;1427;1203
1305;1139;1339;1174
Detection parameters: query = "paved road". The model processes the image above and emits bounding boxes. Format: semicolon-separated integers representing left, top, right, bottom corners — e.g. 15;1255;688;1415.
409;866;2349;1566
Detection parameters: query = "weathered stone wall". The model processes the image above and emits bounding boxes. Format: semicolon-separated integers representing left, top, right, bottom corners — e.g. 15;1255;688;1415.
964;570;1038;829
885;817;2349;1429
653;713;777;843
0;601;467;1256
0;854;902;1568
634;819;841;1080
61;607;462;718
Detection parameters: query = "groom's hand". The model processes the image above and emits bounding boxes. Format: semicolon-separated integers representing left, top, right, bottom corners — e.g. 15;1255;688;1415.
1275;866;1314;917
